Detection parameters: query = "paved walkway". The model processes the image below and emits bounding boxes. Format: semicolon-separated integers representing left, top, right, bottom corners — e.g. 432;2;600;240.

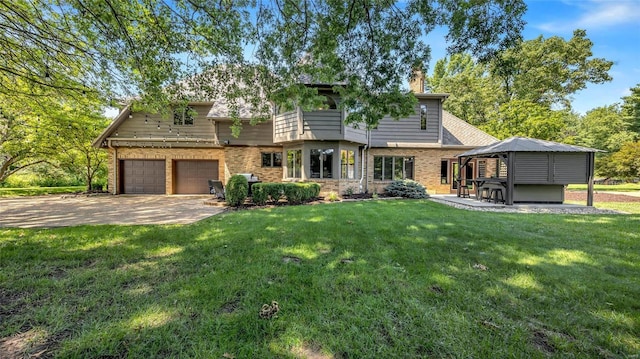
430;195;621;214
0;195;225;228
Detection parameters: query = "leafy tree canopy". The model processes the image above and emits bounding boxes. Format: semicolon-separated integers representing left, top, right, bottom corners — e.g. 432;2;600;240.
490;29;613;108
0;0;527;129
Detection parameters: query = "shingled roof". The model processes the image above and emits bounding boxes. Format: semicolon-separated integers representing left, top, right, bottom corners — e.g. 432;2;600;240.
442;110;498;147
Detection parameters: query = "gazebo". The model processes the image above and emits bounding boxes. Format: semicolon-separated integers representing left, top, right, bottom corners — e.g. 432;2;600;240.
456;137;603;206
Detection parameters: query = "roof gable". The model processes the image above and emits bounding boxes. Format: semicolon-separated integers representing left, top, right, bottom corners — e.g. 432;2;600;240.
442;110;497;147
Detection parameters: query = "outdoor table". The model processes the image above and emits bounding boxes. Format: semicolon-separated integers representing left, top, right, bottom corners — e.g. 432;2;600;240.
472;177;507;200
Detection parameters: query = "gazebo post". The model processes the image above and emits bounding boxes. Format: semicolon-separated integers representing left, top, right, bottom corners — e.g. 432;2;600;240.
506;152;515;205
587;152;595;206
456;156;462;197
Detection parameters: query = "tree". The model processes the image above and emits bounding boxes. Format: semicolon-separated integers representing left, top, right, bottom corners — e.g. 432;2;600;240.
621;84;640;135
610;142;640;180
0;107;48;183
1;0;527;130
0;75;107;187
481;99;569;141
576;105;635;153
42;106;109;191
426;54;501;126
490;29;613;108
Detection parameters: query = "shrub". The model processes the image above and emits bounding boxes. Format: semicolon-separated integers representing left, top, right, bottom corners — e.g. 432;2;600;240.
251;183;268;206
283;182;320;204
326;191;340;202
226;175;248;207
263;183;285;202
384;179;428;199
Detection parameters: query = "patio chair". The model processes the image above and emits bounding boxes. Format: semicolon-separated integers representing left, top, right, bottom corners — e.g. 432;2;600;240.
208;180;225;200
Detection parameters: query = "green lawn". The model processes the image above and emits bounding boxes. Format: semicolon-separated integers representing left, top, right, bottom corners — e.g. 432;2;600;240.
1;200;638;358
0;186;86;197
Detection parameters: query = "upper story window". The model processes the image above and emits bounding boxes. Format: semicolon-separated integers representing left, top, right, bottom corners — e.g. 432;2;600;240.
420;104;427;130
262;152;283;167
174;106;194;126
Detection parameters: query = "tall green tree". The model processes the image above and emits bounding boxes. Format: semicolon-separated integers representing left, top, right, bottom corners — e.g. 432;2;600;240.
1;0;527;129
426;54;500;126
481;99;569;141
621;84;640;135
576;105;635;153
490;29;612;108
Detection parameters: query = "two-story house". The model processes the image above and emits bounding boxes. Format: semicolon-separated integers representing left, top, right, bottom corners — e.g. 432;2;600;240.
93;74;497;196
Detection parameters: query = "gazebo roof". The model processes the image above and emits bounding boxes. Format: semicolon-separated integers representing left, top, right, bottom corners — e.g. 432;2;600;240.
457;136;603;157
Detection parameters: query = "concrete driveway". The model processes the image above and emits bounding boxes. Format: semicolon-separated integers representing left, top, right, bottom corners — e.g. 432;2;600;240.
0;195;226;228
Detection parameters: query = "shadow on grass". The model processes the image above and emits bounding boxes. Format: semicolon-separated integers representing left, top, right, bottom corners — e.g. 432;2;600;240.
1;200;639;357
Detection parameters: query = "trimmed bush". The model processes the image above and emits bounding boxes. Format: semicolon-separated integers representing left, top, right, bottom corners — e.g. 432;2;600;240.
226;175;249;207
250;182;319;205
251;183;268;206
384;179;428;199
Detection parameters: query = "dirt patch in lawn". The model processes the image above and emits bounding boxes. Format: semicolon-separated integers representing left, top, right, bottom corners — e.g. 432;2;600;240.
565;191;640;202
0;328;50;358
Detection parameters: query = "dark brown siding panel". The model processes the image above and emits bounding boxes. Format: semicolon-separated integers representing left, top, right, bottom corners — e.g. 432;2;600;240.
121;160;166;194
553;153;588;184
174;160;219;194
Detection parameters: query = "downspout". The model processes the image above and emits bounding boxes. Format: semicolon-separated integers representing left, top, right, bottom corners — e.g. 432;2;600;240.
108;139;117;195
359;128;370;193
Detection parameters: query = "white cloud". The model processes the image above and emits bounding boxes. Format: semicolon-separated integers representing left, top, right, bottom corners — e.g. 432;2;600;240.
536;0;640;33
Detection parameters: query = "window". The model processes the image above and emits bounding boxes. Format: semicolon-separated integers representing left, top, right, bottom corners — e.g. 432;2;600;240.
420;104;427;130
373;156;414;180
310;149;333;178
440;160;448;184
174;106;194;126
340;150;356;179
498;160;507;177
478;160;486;178
262;152;282;167
287;150;302;178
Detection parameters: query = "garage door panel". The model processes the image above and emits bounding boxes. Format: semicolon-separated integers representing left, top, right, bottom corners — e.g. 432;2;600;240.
121;160;166;194
174;160;218;194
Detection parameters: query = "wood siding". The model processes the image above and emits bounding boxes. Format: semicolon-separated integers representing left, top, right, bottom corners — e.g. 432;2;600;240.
369;99;441;147
217;121;276;146
343;122;367;144
273;109;367;144
115;105;216;141
273;111;299;142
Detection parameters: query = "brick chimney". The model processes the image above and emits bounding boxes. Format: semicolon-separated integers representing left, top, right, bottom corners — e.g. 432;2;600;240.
409;69;425;93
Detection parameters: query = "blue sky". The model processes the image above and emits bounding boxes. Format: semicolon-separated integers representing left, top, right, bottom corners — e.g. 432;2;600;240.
427;0;640;115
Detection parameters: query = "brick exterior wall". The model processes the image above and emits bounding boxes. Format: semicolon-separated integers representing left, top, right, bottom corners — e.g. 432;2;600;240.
223;146;283;184
106;145;485;196
367;148;469;195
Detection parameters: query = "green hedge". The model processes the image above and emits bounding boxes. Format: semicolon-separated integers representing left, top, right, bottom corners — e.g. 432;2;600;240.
250;182;319;205
226;175;249;207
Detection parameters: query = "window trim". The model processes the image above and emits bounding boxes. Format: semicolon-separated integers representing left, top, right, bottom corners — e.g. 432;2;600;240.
420;104;427;130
